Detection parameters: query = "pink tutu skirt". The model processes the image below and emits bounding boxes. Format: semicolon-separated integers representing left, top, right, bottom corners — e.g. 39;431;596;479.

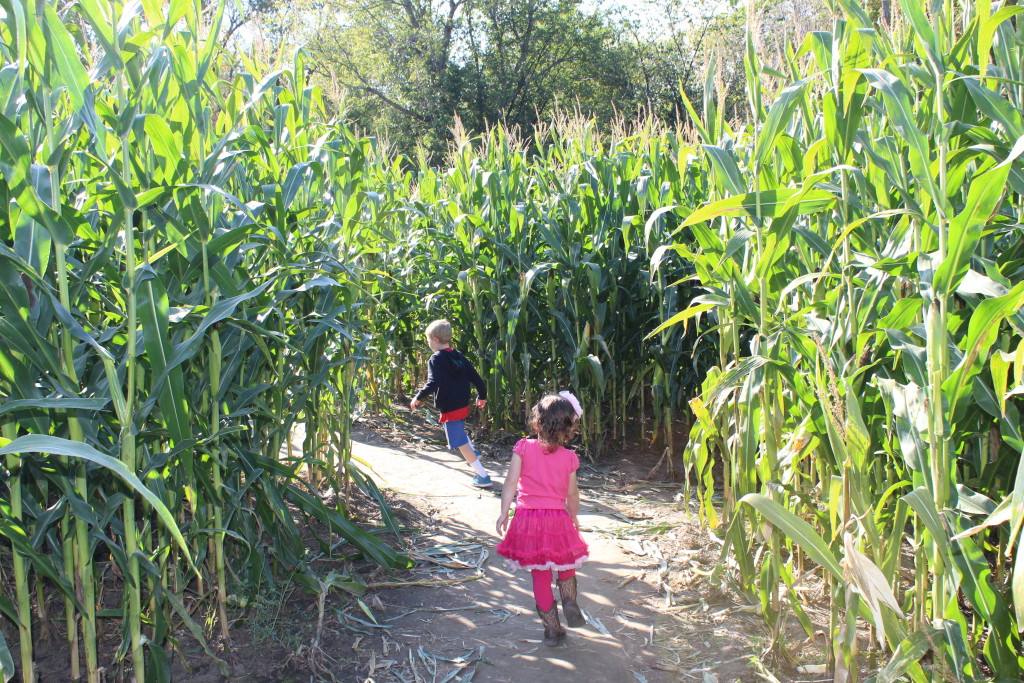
496;508;589;572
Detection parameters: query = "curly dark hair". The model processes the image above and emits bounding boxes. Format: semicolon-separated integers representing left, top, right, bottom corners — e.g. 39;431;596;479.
528;395;578;450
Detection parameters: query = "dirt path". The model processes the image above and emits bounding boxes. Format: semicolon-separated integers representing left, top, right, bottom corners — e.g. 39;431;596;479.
344;432;769;683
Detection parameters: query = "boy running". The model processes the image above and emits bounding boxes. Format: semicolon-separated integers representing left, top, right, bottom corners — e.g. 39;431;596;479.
410;319;492;487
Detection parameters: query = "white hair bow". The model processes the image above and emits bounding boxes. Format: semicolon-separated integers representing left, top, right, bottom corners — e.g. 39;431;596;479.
558;390;583;418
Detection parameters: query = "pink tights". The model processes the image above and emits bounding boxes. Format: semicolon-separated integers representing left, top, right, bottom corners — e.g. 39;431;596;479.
531;568;576;611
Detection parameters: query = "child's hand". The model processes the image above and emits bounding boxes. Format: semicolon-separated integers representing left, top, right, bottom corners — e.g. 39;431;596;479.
476;399;486;409
571;515;581;531
496;513;510;537
409;399;419;412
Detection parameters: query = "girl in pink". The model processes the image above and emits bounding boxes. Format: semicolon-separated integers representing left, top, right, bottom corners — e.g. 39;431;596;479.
495;392;589;646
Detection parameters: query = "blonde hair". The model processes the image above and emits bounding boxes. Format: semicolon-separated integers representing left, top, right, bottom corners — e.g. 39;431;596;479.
425;319;452;343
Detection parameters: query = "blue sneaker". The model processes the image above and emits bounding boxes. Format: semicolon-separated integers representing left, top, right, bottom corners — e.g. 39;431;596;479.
471;474;493;488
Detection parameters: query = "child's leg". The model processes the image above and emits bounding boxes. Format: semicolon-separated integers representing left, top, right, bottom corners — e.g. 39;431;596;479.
456;442;480;466
531;569;555;611
556;568;584;626
533;568;565;646
457;442;489;477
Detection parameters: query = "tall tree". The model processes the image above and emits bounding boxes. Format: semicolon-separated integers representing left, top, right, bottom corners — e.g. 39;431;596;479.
267;0;640;156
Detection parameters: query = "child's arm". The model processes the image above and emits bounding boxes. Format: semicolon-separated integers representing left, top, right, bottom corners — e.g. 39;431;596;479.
567;471;581;530
495;453;522;536
467;361;487;408
410;355;439;411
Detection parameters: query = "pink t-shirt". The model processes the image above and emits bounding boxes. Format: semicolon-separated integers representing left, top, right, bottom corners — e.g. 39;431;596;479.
513;438;579;510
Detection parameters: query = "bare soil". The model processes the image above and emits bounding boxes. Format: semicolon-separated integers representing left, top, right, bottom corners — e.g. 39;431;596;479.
293;414;789;683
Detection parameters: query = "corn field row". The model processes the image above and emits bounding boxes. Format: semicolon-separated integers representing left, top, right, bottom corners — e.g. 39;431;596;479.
675;0;1024;679
2;0;1024;680
0;0;708;679
361;122;713;458
0;2;413;680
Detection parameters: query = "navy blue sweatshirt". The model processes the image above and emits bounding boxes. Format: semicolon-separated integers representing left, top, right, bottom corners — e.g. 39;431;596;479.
413;348;487;414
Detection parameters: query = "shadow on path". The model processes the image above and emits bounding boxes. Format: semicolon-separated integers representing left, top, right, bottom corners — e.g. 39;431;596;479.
342;435;671;683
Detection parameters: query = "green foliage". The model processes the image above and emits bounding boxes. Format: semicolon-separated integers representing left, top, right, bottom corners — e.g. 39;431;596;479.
285;0;642;158
257;0;828;159
359;121;714;458
670;0;1024;677
0;2;410;680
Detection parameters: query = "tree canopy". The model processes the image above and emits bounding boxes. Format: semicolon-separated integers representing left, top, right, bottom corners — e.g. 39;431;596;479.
241;0;831;158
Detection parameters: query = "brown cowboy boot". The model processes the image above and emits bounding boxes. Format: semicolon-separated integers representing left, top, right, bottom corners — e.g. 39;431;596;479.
557;575;585;627
536;604;566;646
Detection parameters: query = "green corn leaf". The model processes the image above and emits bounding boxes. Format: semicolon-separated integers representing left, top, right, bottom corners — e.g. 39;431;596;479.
144;115;183;164
347;460;404;543
1;0;29;86
0;596;19;629
949;528;1018;672
0;628;12;683
152;280;275;388
754;79;810;169
74;0;121;69
1014;521;1024;629
979;6;1024;78
146;645;172;683
950;496;1011;541
858;69;940;204
896;0;942;70
943;282;1024;422
744;19;762;120
151;578;223;671
1011;454;1024;555
963;76;1024;139
940;620;976;679
0;626;11;683
707;356;772;411
835;0;872;28
844;384;871;471
645;205;679;247
682;189;835;227
14;207;51;276
0;516;78;610
282;162;314;213
137;267;191;449
42;5;89;110
902;487;950;561
139;0;164;28
1011;454;1024;626
166;0;194;35
991;350;1012;417
702;146;745;195
878;298;924;330
284;484;412;570
646;304;716;339
0;118;74;247
0;398;108;417
678;86;710;142
933;138;1023;298
582;354;606;392
870;626;942;683
739;493;844;580
0;435;195;570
